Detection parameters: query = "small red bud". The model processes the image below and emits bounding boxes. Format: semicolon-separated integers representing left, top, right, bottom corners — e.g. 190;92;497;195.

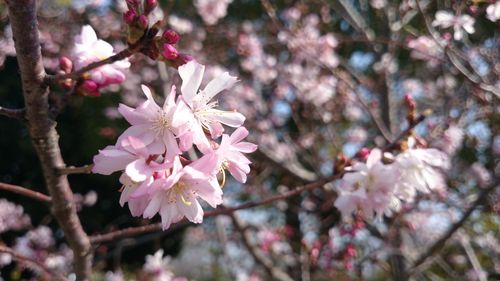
162;29;180;44
355;147;370;160
123;10;137;25
59;56;73;73
138;15;149;29
80;80;100;97
144;0;158;14
404;94;416;110
161;43;178;60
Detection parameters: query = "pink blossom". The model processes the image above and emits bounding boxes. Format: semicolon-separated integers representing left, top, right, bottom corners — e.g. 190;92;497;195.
71;25;129;89
432;11;475;40
143;249;188;281
486;2;500;22
134;157;223;230
335;149;401;219
208;127;257;183
195;0;232;25
468;162;492;188
178;61;245;151
433;125;464;155
394;147;450;201
117;85;191;161
407;36;443;66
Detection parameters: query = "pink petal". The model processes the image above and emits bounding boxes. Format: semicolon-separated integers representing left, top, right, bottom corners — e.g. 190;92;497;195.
193;177;223;208
92;146;136;175
177;198;203;223
178;61;205;106
229;127;249;143
198;72;238;105
143;195;163;218
205;109;245;127
125;159;153;182
232;142;257;153
159;203;180;230
118;103;149;125
227;162;248;183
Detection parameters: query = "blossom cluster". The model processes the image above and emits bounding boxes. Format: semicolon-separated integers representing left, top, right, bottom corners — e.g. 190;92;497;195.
334;142;450;219
93;60;257;230
65;25;130;96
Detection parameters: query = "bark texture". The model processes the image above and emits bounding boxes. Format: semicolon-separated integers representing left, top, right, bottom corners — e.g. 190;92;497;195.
6;1;93;279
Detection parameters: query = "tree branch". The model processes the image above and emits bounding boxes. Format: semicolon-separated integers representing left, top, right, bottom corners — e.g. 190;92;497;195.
6;1;92;279
408;183;497;276
0;245;68;281
90;174;342;243
57;164;94;175
0;182;51;203
230;213;294;281
0;106;25;121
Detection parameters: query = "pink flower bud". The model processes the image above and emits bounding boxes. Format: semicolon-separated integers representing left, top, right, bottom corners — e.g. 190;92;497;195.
144;0;157;14
123;10;137;25
404;94;416;110
138;15;149;29
355;147;370;160
162;29;180;44
81;80;100;96
162;43;178;60
59;56;73;73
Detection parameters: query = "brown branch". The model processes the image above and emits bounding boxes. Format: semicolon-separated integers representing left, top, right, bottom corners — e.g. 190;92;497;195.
0;106;25;121
58;164;94;175
0;182;51;203
90;174;342;244
0;245;68;281
408;183;498;276
44;48;135;84
6;1;92;280
230;213;294;281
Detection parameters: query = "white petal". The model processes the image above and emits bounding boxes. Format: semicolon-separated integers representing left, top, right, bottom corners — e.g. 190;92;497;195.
197;72;238;105
178;61;205;106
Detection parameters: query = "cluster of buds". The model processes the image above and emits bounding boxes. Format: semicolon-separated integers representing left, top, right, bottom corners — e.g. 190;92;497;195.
123;0;192;67
123;0;158;44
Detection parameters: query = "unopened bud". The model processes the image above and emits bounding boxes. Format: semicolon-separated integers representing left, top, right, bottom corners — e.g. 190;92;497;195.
59;56;73;73
355;148;370;160
80;80;100;97
162;29;180;44
404;94;416;110
162;43;178;60
144;0;158;14
138;15;149;29
123;10;137;25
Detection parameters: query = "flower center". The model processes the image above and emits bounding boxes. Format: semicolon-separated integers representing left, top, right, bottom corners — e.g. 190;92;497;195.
168;181;192;206
151;111;170;136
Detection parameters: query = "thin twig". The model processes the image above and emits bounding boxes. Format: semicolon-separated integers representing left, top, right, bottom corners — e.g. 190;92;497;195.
408;183;497;275
58;164;94;175
0;245;68;281
0;106;25;121
89;174;342;243
0;182;52;203
382;113;428;152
